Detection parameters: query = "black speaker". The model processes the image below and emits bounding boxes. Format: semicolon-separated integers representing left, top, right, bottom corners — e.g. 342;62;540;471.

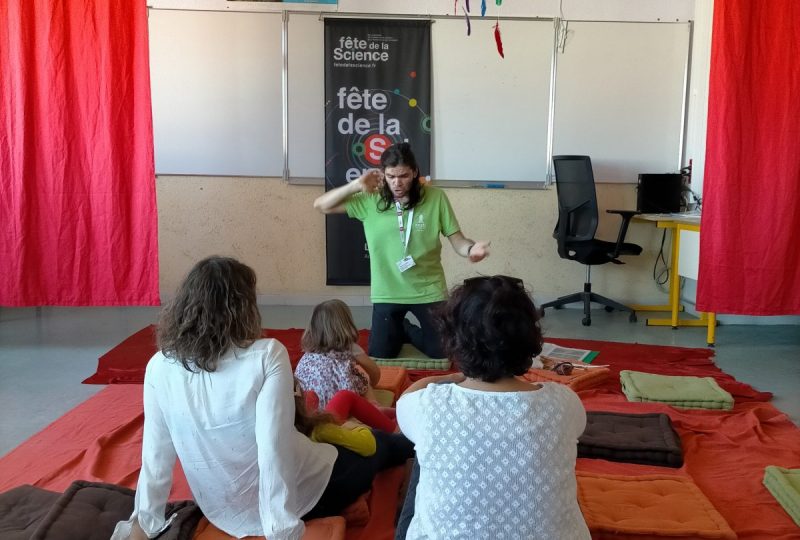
637;173;684;213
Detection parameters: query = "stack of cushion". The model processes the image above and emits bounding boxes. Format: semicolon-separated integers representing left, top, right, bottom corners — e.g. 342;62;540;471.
620;370;734;410
519;367;610;392
374;344;451;370
374;366;410;403
578;411;683;467
763;466;800;527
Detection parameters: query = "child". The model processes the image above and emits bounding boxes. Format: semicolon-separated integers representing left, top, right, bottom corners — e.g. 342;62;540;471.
293;377;377;457
296;299;396;432
111;257;413;540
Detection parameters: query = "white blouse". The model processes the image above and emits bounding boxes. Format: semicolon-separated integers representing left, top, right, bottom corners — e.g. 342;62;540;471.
111;339;337;540
397;382;590;540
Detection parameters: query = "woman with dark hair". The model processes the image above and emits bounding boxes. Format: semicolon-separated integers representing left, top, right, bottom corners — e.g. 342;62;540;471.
111;256;412;540
394;275;590;540
313;142;490;359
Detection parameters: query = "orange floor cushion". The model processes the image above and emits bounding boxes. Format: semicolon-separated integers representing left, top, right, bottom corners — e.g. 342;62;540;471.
192;516;346;540
340;493;371;527
576;472;736;540
375;366;410;403
519;367;610;392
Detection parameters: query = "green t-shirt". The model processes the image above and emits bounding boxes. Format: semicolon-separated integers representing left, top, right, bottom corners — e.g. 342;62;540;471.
345;186;460;304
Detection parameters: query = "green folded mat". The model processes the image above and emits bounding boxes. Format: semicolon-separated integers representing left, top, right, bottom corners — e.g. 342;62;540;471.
619;370;734;410
374;343;451;370
373;388;396;407
764;466;800;527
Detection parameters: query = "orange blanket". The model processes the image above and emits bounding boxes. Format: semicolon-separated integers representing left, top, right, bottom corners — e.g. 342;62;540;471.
193;517;346;540
0;385;404;540
5;340;798;539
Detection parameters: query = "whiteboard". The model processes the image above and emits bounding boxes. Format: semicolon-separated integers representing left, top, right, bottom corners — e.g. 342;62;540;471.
287;13;325;180
431;18;553;184
149;9;283;176
552;21;690;182
284;16;554;183
149;11;691;185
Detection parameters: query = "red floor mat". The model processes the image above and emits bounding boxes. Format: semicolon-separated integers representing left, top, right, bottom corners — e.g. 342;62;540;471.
82;326;371;384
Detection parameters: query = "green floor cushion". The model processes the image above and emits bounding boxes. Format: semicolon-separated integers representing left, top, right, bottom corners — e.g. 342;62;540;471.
764;466;800;527
372;389;396;407
374;344;451;370
620;370;734;410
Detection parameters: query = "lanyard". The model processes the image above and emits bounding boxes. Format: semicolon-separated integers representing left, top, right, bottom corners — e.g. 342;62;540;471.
394;201;414;255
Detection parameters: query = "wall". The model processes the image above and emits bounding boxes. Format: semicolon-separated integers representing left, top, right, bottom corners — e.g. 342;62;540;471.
152;0;694;308
157;177;668;306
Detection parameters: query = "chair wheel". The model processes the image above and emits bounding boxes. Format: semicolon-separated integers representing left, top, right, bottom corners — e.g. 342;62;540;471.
604;306;614;312
629;313;638;323
582;317;591;326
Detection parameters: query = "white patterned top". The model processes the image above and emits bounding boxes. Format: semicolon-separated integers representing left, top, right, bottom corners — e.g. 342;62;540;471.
396;382;590;540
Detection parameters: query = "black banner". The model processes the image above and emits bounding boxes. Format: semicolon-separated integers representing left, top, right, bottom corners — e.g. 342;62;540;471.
324;19;432;285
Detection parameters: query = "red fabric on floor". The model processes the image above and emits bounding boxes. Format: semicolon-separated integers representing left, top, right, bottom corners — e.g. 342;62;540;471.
0;385;405;540
697;0;800;315
3;341;799;538
86;330;771;405
0;0;159;306
410;337;772;403
575;393;800;539
83;327;371;384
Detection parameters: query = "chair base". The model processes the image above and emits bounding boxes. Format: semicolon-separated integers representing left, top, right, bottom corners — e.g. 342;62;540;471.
541;283;637;326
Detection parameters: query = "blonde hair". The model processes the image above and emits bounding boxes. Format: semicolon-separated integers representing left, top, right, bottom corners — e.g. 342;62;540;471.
301;299;359;353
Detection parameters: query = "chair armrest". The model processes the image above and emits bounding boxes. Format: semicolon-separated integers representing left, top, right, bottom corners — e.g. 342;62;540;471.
606;209;641;258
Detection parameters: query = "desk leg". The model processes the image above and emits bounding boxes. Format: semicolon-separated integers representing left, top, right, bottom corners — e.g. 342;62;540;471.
707;312;716;347
669;227;681;328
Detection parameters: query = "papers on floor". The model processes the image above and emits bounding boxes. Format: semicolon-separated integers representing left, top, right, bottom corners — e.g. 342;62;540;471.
536;342;600;365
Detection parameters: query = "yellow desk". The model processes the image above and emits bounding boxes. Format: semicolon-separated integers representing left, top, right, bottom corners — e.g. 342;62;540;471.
631;214;717;346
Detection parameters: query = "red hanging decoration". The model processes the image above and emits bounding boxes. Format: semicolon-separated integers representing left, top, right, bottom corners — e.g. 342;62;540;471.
494;22;505;58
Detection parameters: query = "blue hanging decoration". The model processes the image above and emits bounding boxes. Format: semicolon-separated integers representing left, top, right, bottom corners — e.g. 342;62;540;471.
481;0;487;16
463;7;471;36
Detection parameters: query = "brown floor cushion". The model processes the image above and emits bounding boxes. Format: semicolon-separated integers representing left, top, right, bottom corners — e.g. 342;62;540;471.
0;485;60;540
579;411;684;467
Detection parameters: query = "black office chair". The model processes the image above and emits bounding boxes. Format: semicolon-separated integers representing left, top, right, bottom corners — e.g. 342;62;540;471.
540;155;642;326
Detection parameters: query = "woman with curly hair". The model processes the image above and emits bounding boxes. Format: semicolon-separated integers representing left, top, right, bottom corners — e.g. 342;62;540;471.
394;275;589;540
112;256;412;540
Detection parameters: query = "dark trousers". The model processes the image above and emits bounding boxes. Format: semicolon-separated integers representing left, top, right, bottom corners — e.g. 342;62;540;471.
304;431;414;520
369;302;445;359
394;459;420;540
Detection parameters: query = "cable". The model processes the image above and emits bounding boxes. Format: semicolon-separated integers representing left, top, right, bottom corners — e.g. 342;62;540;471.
653;229;670;291
556;0;569;53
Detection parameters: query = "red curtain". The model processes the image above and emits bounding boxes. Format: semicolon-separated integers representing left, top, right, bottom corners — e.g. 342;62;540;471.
697;0;800;315
0;0;159;306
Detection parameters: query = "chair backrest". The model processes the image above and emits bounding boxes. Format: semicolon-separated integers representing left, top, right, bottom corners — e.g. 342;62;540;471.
552;155;599;244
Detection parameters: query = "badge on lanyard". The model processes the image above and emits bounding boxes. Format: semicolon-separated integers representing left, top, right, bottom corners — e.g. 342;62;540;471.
395;201;416;273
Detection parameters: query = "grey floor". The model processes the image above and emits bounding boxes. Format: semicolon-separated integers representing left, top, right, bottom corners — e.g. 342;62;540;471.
1;305;798;458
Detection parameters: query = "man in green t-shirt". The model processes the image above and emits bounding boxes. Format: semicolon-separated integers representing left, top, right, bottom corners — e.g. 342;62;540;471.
313;143;490;359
